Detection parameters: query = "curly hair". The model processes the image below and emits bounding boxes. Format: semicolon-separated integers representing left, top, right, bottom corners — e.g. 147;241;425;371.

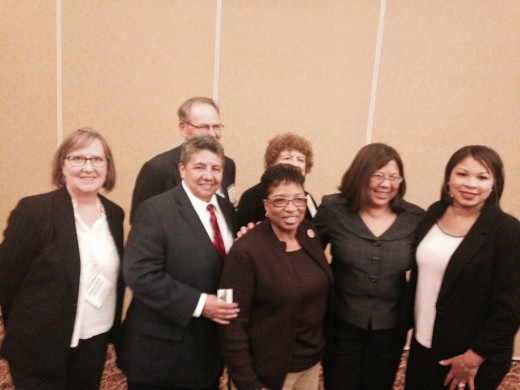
263;133;313;173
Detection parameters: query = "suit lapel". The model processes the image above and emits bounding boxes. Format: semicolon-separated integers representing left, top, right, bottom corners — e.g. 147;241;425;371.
297;224;334;284
217;195;236;236
52;188;81;298
332;200;375;240
220;157;234;201
100;196;124;257
174;187;220;262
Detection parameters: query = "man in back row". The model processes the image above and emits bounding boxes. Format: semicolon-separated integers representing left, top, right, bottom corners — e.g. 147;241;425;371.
130;96;236;223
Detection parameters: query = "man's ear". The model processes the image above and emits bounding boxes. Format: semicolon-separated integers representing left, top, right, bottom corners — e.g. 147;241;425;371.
179;163;185;179
179;121;189;140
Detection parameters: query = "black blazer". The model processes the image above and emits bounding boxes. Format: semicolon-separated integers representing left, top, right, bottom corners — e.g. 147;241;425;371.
408;201;520;373
120;185;236;388
130;145;236;223
0;188;125;377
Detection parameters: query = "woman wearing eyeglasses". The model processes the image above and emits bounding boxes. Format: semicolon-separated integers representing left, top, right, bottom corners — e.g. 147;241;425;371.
219;164;333;390
0;128;124;389
236;133;317;229
315;143;424;390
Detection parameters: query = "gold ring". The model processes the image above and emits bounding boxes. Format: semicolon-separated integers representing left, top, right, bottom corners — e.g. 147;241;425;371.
458;384;465;388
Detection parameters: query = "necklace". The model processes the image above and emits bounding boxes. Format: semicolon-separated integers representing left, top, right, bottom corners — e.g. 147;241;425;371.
436;221;465;238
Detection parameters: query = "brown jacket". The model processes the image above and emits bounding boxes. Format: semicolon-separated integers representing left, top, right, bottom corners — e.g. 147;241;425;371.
219;219;333;390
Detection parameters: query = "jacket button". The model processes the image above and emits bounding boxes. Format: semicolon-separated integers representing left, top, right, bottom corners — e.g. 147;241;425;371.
369;276;377;283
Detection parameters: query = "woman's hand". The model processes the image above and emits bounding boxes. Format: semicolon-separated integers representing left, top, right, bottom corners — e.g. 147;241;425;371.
439;349;484;390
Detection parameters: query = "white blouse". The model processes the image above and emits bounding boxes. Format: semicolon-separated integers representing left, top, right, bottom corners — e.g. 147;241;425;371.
70;199;120;347
414;223;463;348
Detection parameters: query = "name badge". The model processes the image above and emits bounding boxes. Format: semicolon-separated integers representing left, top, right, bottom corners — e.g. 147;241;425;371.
227;184;237;205
85;273;113;309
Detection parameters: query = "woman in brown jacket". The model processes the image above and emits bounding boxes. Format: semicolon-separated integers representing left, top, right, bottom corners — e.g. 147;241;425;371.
219;164;333;390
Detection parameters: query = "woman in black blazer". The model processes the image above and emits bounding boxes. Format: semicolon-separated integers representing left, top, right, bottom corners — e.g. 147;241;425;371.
405;145;520;390
0;128;125;390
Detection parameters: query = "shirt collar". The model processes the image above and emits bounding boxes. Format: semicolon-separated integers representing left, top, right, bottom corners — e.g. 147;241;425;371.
181;181;219;208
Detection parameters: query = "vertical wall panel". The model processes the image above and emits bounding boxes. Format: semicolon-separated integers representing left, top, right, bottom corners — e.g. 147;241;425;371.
61;0;218;220
218;1;381;201
0;0;57;228
373;1;520;213
0;0;518;357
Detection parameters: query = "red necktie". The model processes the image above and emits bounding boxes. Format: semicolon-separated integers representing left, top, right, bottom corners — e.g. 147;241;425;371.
207;204;226;261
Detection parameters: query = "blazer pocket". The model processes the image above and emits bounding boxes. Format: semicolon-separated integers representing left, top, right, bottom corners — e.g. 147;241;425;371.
141;320;185;342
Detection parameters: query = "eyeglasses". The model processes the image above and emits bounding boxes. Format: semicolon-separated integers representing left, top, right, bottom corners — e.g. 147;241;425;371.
266;197;307;208
65;155;108;168
183;121;224;131
371;173;402;184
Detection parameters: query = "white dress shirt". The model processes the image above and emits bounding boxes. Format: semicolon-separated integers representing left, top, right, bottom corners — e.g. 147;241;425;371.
182;181;234;317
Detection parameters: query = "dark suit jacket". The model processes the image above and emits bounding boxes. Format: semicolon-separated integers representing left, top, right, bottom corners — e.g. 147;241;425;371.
315;195;424;331
408;201;520;377
0;188;125;377
130;145;236;223
120;185;236;388
219;220;333;390
236;182;317;228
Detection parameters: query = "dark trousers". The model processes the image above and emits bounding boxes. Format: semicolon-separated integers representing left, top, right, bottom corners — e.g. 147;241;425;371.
10;332;110;390
405;336;510;390
323;318;406;390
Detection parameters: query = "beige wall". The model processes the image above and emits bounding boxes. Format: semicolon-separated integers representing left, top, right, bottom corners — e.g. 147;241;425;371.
1;1;519;357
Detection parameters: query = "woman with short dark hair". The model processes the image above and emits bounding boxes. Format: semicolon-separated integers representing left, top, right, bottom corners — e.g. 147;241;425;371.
220;164;332;390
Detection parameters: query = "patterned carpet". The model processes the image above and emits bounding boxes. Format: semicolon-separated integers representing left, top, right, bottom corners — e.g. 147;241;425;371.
1;320;518;389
